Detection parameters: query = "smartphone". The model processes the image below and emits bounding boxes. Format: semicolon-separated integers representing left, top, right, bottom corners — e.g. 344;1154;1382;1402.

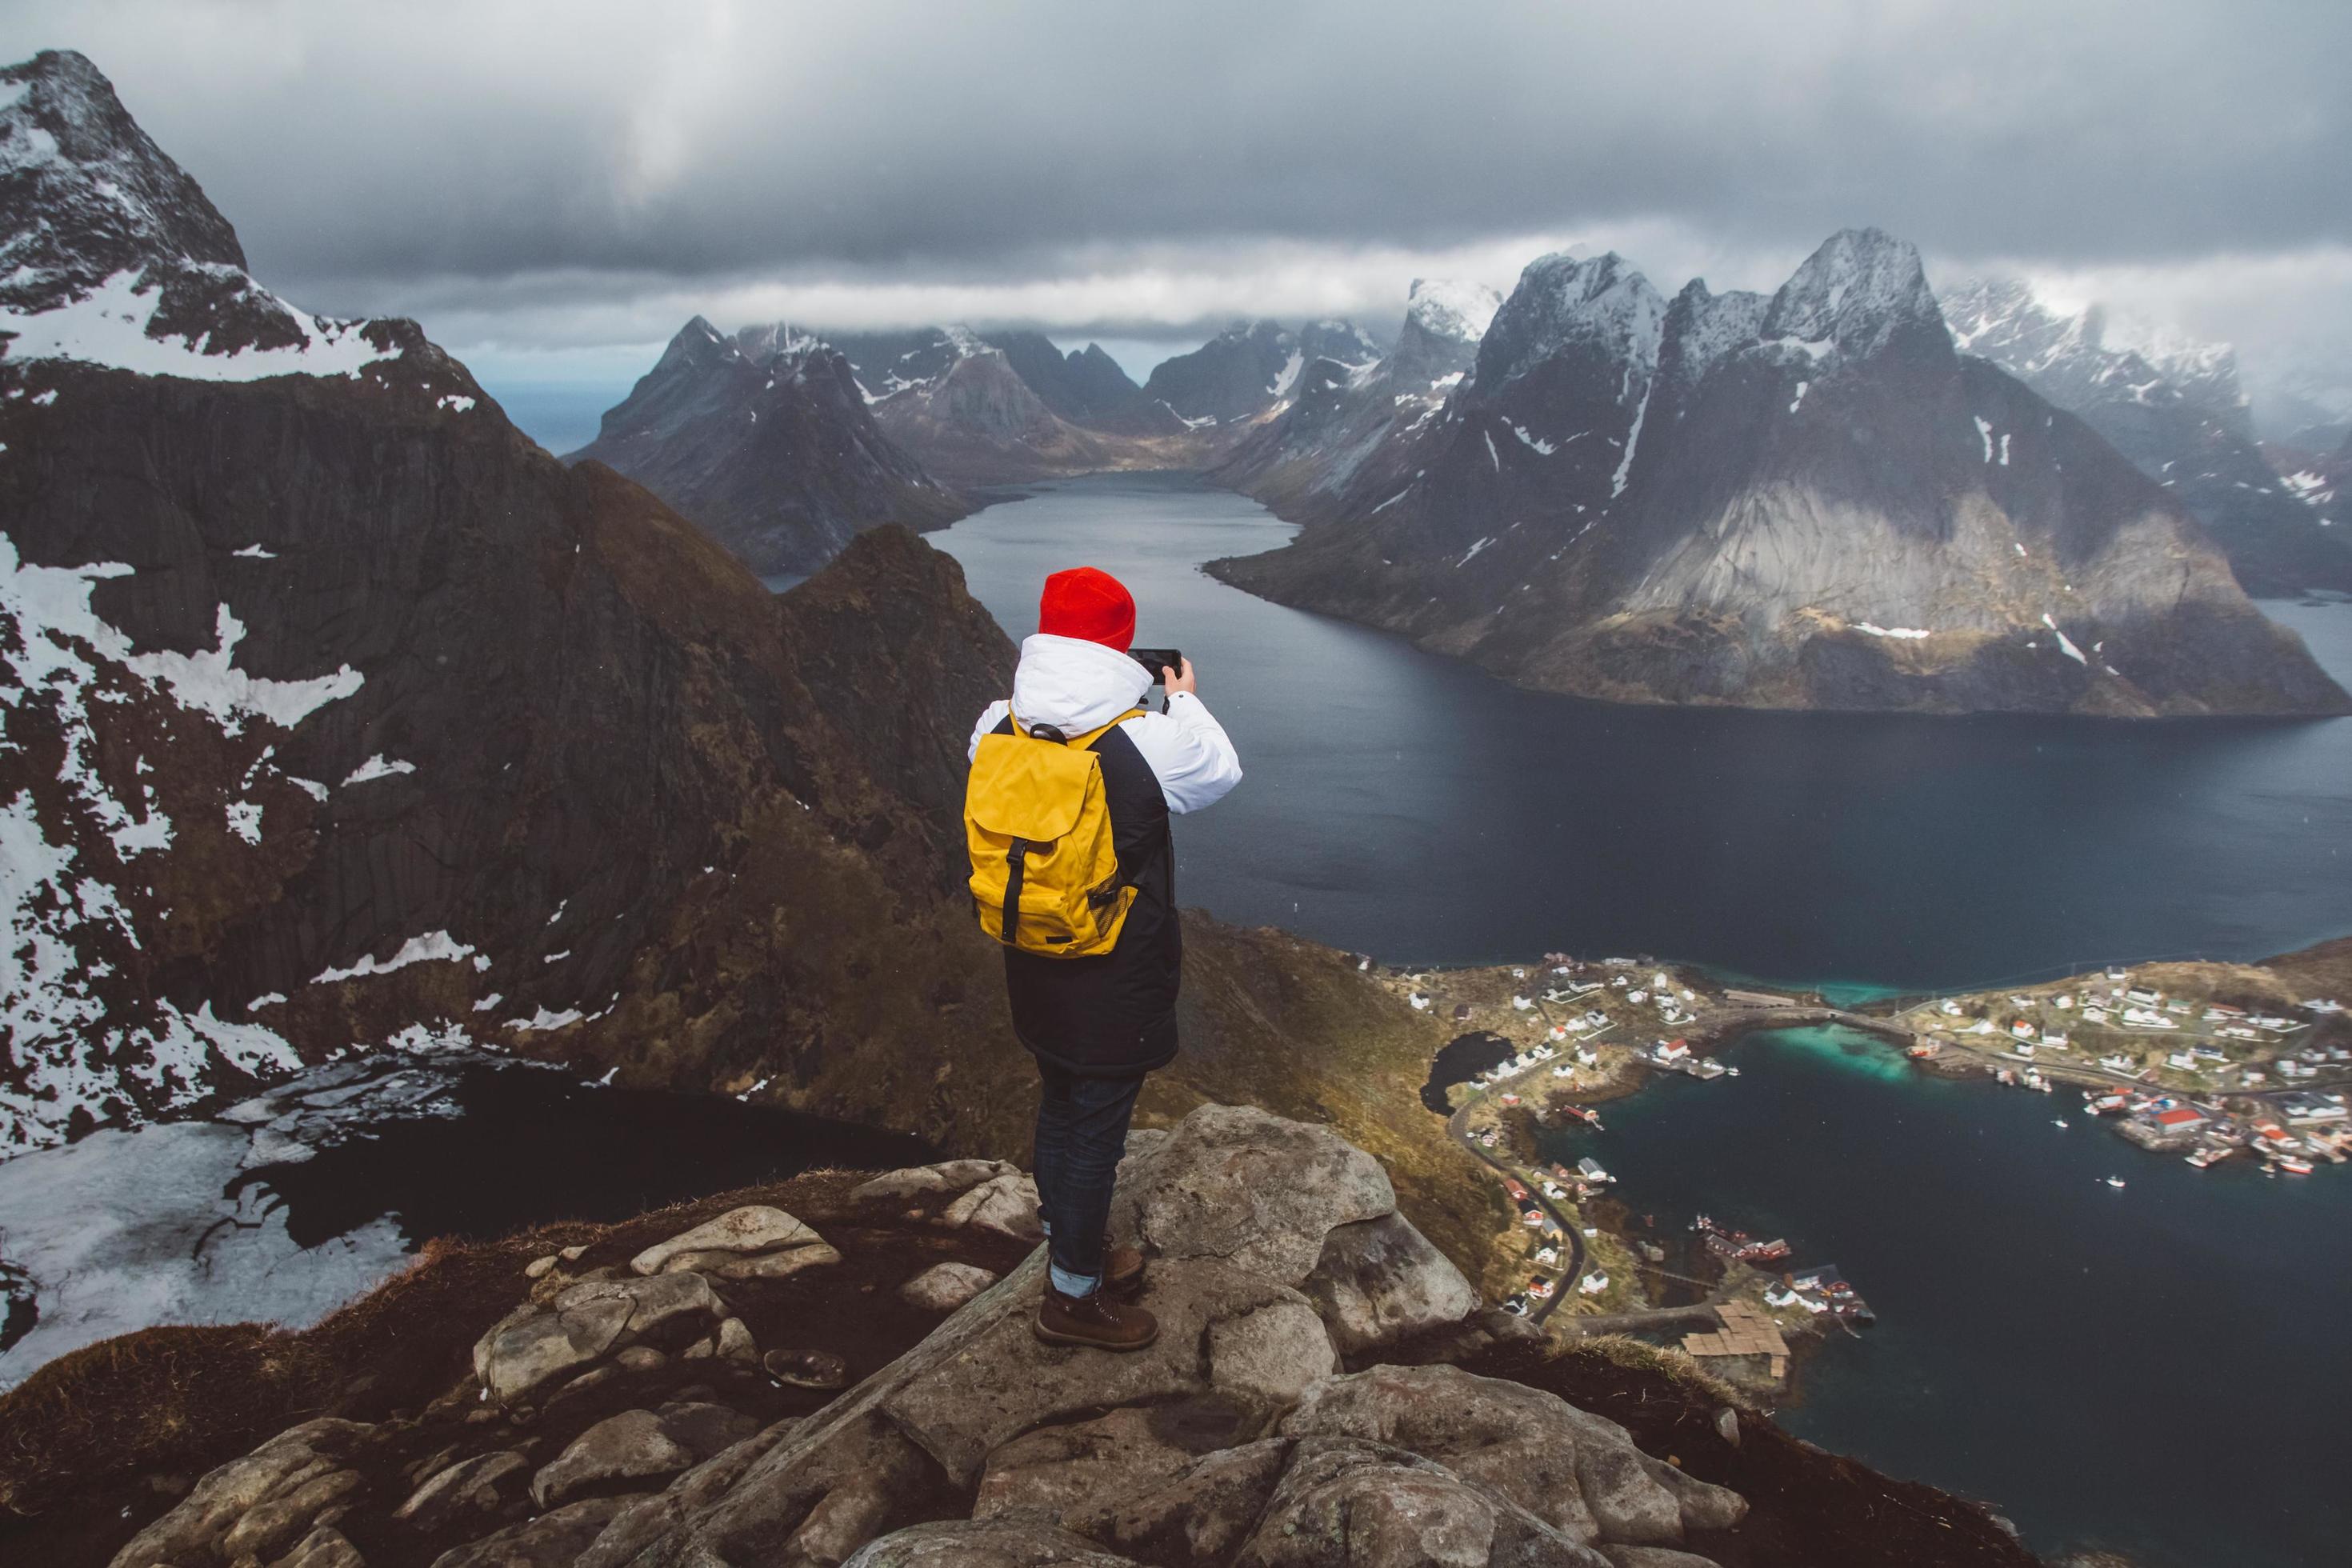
1127;647;1182;712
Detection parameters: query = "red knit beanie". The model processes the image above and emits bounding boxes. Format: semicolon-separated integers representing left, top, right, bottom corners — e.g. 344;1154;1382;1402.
1038;566;1135;650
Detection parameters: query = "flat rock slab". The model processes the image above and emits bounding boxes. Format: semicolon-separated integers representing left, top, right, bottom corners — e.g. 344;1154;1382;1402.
900;1262;1001;1313
394;1450;530;1532
630;1205;822;1274
1235;1436;1614;1568
111;1418;374;1568
851;1159;1021;1204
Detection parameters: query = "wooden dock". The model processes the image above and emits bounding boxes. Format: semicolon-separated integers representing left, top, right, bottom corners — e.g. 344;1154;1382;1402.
1681;1298;1791;1380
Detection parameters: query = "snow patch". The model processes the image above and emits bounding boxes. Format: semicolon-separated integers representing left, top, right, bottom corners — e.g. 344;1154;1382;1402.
0;270;394;382
225;800;262;845
1974;416;1994;462
1456;537;1494;568
2042;614;2088;664
1854;622;1932;639
505;1006;585;1034
311;930;479;986
342;754;414;786
232;543;275;559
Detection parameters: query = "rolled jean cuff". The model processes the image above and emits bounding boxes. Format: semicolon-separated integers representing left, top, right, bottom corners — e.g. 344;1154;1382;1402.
1049;1262;1101;1298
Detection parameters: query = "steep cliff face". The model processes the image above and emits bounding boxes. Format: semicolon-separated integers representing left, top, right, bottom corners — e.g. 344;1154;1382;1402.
1144;318;1308;426
1213;230;2350;717
1944;278;2352;596
1214;278;1499;524
0;50;1040;1159
566;319;969;575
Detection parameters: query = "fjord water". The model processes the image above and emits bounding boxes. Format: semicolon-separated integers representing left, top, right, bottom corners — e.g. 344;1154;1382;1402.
1538;1029;2352;1568
934;472;2352;990
935;473;2352;1566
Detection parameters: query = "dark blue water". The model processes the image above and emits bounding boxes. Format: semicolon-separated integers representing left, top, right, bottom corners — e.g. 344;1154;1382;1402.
1537;1028;2352;1568
933;471;2352;990
490;381;630;458
934;473;2352;1566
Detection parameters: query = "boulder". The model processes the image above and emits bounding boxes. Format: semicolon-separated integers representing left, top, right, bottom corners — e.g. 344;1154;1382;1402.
1207;1298;1339;1407
1279;1365;1744;1547
1299;1212;1479;1356
1234;1436;1612;1568
567;1422;800;1568
717;1316;759;1362
1598;1550;1722;1568
110;1418;374;1567
431;1494;639;1567
216;1466;364;1562
474;1272;724;1405
630;1205;825;1275
268;1526;366;1567
533;1410;701;1510
669;1242;843;1281
394;1450;530;1532
850;1159;1020;1204
942;1170;1044;1240
900;1262;1000;1312
844;1519;1145;1566
1110;1105;1396;1285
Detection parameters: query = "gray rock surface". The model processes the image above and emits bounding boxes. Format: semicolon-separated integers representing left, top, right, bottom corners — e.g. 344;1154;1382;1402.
1598;1548;1724;1568
394;1450;530;1532
430;1494;640;1567
630;1205;825;1274
1299;1211;1479;1357
474;1272;722;1405
1110;1105;1396;1284
900;1261;1001;1312
268;1526;366;1567
533;1410;701;1509
1235;1436;1612;1568
850;1159;1019;1204
110;1418;373;1567
942;1170;1045;1240
1207;1298;1339;1406
845;1518;1145;1567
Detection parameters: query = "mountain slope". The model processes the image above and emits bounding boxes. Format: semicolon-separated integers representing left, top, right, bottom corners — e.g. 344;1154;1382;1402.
1214;278;1500;522
1213;230;2348;717
1143;318;1307;426
1943;278;2352;595
0;50;1043;1158
566;319;968;575
990;330;1186;436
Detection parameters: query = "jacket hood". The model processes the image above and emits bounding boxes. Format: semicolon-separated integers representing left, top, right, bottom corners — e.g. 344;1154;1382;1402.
1011;633;1152;735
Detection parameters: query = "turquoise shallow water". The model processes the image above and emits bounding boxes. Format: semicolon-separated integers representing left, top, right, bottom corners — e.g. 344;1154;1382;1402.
1538;1027;2352;1567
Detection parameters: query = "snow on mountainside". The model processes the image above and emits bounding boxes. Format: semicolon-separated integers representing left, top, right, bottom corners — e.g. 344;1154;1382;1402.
1945;277;2352;595
0;50;403;381
1211;228;2350;718
0;50;1041;1163
1143;318;1306;425
1210;279;1501;522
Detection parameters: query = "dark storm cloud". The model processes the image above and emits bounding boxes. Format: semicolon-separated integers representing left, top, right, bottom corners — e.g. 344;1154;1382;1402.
3;0;2350;383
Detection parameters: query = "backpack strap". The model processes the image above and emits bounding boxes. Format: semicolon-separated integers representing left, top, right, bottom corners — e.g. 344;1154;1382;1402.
1010;708;1145;749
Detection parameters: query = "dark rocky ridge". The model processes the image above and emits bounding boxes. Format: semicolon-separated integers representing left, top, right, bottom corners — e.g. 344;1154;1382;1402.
1143;318;1307;426
566;319;969;574
1212;230;2350;717
1944;278;2352;597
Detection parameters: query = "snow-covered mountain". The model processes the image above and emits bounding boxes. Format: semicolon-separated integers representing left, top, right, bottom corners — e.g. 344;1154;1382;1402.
568;318;967;574
1942;278;2352;595
1214;278;1500;521
0;50;1034;1158
1211;229;2348;718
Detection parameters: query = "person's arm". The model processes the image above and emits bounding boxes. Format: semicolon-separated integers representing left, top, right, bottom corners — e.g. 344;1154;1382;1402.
968;698;1011;762
1122;659;1241;813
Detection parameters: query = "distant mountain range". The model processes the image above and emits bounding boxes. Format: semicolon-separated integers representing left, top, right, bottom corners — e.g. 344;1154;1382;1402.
1210;230;2348;717
0;50;1041;1157
1941;279;2352;596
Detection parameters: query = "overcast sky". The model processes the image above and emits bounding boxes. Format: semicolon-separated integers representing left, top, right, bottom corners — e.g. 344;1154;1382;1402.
8;1;2350;418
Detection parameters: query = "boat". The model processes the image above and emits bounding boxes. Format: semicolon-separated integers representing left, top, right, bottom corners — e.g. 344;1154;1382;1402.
2104;1176;2126;1189
2278;1157;2315;1175
2052;1118;2068;1129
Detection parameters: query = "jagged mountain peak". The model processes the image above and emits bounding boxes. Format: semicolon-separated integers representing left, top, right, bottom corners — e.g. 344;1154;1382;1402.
1404;277;1502;346
1477;250;1665;393
0;50;411;381
0;49;246;312
1761;226;1945;361
1299;318;1382;366
1655;278;1769;406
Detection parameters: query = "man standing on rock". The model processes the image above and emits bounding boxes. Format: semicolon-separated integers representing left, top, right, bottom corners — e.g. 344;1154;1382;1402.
965;566;1242;1350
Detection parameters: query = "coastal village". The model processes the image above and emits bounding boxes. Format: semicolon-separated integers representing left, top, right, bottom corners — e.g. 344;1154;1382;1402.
1377;941;2350;1401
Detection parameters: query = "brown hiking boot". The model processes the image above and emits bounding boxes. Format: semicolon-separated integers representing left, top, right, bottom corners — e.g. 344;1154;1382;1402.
1034;1285;1158;1351
1104;1245;1147;1299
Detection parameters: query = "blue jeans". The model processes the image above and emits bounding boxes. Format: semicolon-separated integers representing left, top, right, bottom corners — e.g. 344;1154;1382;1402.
1031;1060;1144;1298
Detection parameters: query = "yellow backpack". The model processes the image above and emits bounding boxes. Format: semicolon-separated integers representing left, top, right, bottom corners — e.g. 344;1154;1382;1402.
965;709;1143;958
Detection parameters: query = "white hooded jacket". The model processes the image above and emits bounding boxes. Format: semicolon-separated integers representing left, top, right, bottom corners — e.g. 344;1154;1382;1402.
967;634;1242;814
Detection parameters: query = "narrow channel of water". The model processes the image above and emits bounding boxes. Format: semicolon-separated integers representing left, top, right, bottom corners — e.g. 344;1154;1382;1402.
1537;1027;2351;1568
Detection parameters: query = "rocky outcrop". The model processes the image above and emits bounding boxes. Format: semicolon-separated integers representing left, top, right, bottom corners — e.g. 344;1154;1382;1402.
75;1107;2050;1568
567;319;969;574
1212;229;2349;717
